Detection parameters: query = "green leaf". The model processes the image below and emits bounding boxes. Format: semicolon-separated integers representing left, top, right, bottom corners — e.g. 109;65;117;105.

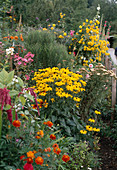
4;104;12;110
24;93;34;101
6;70;14;84
19;96;26;106
9;90;19;97
0;83;4;89
17;77;24;87
0;68;8;84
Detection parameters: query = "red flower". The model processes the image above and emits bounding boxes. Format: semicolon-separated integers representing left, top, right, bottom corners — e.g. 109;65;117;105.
35;156;44;165
52;143;59;148
24;163;33;170
53;147;61;155
46;121;53;127
50;134;56;140
62;154;70;162
12;120;21;127
20;155;25;160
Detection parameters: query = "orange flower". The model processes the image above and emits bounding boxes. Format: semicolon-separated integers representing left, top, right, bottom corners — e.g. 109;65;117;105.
62;154;70;162
50;134;56;140
31;104;37;109
37;130;44;137
10;36;14;39
20;34;24;41
53;147;61;155
27;151;35;159
47;147;51;152
46;121;53;127
12;120;21;127
14;36;18;40
46;154;50;157
35;156;44;165
52;143;59;148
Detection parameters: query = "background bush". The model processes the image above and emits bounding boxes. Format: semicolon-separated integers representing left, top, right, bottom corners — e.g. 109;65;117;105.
25;30;72;70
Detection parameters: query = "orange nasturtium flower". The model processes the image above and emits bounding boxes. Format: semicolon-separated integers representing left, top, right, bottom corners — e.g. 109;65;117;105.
52;143;59;148
43;121;53;127
62;154;70;162
12;120;21;127
50;134;56;140
35;156;44;165
14;36;18;40
10;36;14;39
20;34;24;41
53;147;61;155
27;151;35;159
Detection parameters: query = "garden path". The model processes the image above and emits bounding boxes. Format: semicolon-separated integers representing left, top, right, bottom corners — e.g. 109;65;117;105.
108;48;117;65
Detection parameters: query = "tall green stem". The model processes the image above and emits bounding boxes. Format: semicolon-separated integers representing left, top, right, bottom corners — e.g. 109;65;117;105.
0;110;2;139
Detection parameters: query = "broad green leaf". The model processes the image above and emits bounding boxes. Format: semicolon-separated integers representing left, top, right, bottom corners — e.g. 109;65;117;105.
6;70;14;84
4;104;12;110
0;83;4;89
0;68;8;84
24;93;34;101
9;90;19;97
17;77;24;87
19;96;26;106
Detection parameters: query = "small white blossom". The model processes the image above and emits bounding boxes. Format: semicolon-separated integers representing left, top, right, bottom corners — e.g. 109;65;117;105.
97;5;100;11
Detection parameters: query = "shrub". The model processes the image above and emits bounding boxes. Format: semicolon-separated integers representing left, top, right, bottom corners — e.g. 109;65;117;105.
25;30;72;69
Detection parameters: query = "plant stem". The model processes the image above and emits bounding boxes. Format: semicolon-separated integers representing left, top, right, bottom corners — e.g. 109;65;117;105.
0;110;2;139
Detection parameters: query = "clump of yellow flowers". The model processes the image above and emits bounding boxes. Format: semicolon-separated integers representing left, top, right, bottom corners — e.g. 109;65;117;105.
71;19;110;65
32;67;86;108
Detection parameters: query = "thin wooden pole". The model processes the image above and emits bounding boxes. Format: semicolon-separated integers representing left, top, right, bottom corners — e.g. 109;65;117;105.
112;68;116;121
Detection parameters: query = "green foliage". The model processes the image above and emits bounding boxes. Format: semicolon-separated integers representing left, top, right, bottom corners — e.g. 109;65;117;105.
25;30;72;69
79;63;112;121
66;140;100;169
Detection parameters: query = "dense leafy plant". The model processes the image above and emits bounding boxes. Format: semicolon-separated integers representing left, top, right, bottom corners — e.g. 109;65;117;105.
66;140;100;170
32;67;86;140
25;30;72;69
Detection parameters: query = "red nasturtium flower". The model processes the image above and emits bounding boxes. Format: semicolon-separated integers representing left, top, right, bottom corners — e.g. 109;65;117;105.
20;155;25;160
62;154;70;162
50;134;56;140
27;151;35;159
35;156;44;165
12;120;21;127
52;143;59;148
46;121;53;127
53;147;61;155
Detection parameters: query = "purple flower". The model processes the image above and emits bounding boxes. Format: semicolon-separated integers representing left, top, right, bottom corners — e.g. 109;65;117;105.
46;18;49;22
15;29;18;32
36;17;39;20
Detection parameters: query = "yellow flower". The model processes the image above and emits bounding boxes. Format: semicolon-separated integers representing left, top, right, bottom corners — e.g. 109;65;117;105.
95;110;101;115
93;128;100;132
58;35;64;38
86;125;93;131
69;52;71;54
88;118;95;123
51;27;54;30
58;21;60;23
86;19;88;22
80;130;87;134
52;24;56;27
51;98;55;102
63;33;67;36
79;25;82;29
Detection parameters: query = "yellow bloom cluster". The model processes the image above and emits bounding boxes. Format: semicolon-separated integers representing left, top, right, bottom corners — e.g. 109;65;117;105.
95;110;101;114
88;118;95;123
72;19;110;64
32;67;86;107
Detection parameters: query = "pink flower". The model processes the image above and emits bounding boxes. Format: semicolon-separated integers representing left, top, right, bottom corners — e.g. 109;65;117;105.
86;74;90;79
70;30;75;37
23;63;26;66
18;61;22;65
24;49;27;51
25;75;30;80
89;64;93;68
104;24;106;27
105;21;107;23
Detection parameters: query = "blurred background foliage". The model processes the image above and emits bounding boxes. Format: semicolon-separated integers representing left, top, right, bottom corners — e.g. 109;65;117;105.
1;0;117;34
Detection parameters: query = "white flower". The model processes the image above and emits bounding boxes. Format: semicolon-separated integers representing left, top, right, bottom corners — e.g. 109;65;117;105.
88;168;92;170
89;64;93;68
97;5;100;11
15;79;18;83
12;78;16;82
